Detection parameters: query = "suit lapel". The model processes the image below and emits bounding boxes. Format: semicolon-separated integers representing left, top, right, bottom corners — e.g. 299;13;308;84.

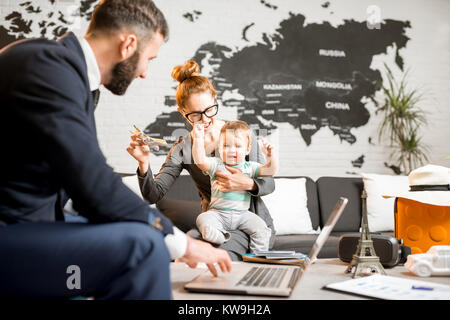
57;32;96;114
57;32;98;137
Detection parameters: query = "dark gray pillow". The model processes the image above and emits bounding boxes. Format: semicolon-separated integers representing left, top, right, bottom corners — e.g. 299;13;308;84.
316;177;363;232
156;198;201;233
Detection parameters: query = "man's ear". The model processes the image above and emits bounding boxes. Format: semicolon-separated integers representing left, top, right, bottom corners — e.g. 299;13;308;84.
119;33;138;61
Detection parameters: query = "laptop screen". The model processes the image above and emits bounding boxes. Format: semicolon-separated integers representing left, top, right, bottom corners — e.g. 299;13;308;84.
308;197;348;262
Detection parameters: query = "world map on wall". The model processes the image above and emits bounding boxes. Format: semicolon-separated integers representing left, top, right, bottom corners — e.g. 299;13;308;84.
0;1;411;169
147;12;410;164
0;0;97;47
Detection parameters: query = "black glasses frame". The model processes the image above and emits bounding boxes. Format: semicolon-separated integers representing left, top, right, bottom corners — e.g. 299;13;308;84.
184;103;219;123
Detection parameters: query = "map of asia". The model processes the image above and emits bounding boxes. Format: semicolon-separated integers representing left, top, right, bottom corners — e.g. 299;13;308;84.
149;13;410;156
0;1;410;164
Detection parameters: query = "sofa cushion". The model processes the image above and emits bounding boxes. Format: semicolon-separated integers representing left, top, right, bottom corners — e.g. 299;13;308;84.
275;176;320;230
155;174;201;232
157;174;322;233
159;173;202;202
262;178;315;235
316;177;363;232
272;231;395;259
361;173;409;232
157;198;201;233
272;234;341;258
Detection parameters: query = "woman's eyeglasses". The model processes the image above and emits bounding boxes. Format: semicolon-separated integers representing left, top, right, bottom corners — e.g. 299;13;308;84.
184;103;219;123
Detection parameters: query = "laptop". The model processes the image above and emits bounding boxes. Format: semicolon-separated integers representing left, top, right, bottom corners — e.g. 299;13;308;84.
184;197;348;297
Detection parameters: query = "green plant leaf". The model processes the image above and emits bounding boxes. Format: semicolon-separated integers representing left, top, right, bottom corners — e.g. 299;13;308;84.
377;64;429;174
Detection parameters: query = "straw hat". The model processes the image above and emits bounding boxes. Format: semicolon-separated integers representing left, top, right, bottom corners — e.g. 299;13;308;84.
383;164;450;206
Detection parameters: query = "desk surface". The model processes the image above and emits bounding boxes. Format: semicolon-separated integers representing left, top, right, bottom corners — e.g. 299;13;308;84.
171;258;450;300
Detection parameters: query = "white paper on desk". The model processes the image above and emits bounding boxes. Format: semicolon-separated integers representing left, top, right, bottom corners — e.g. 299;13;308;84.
325;274;450;300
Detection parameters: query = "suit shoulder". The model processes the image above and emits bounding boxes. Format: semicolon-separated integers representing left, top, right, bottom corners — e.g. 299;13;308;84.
1;38;85;75
0;38;88;94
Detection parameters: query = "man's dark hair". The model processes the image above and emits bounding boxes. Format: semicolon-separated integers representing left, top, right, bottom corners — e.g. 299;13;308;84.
86;0;169;42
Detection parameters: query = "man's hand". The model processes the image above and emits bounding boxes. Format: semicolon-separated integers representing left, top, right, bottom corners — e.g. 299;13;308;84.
214;166;257;192
178;236;232;277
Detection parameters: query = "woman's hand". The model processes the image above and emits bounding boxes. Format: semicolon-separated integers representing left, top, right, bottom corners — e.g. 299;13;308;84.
214;166;257;192
126;133;151;175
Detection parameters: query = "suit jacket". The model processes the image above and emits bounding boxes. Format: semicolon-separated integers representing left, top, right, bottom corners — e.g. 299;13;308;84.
0;32;173;235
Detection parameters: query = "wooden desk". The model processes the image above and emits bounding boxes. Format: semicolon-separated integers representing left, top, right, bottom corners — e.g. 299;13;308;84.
170;258;450;300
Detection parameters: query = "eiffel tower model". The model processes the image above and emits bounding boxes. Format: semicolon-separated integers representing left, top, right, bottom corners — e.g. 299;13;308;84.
345;190;386;278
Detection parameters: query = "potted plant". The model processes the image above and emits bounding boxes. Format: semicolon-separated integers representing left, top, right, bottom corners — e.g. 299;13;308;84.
376;63;429;175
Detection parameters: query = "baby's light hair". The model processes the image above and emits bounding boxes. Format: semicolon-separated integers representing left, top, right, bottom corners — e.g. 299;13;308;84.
220;120;252;148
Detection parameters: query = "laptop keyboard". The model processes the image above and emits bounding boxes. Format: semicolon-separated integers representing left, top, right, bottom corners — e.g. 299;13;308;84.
236;267;290;288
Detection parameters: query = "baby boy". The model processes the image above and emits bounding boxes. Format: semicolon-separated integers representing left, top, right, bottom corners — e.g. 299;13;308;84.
192;120;278;253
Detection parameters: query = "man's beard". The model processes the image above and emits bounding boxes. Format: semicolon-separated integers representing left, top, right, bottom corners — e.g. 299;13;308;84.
104;50;140;96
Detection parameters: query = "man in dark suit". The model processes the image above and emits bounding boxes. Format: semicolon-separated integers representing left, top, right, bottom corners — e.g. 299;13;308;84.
0;0;231;299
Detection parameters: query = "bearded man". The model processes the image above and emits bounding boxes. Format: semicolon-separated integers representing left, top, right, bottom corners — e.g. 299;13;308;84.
0;0;231;299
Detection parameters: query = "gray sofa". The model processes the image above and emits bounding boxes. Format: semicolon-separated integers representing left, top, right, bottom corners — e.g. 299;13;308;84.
156;175;394;259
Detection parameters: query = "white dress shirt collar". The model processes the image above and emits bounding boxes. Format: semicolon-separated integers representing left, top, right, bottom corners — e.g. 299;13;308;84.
77;35;101;91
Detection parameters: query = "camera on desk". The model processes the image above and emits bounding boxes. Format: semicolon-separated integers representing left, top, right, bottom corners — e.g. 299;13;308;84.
338;233;411;268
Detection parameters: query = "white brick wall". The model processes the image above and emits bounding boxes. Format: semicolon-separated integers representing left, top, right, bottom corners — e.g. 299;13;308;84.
2;0;449;178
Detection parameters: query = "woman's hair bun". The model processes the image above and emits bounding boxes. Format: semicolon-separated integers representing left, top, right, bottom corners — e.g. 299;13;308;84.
171;60;200;83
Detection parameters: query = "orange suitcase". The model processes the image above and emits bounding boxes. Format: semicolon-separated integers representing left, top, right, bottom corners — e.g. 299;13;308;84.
394;197;450;254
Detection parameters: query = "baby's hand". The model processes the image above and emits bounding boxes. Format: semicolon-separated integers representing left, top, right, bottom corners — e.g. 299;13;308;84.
258;137;274;158
193;123;205;139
